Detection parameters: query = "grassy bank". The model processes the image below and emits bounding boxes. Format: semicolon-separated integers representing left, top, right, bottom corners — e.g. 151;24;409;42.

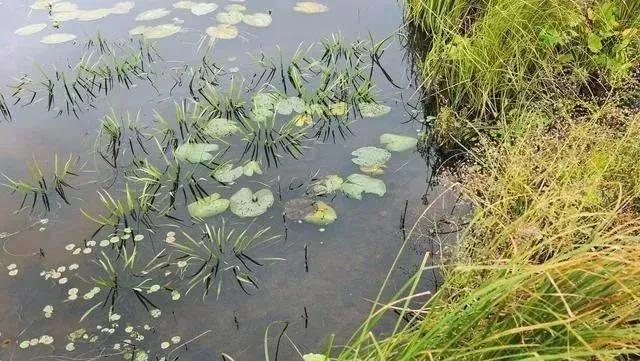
319;0;640;359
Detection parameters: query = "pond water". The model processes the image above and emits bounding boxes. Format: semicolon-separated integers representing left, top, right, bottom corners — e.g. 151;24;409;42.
0;1;451;360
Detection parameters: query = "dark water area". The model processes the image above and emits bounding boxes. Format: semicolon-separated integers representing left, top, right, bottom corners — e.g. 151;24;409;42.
0;1;453;360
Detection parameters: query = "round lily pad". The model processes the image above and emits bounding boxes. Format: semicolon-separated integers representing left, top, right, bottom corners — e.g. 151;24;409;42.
311;174;344;195
242;12;272;27
276;97;305;115
242;161;262;176
76;8;113;21
359;102;391;118
284;197;315;220
41;33;76;44
351;146;391;168
206;24;239;39
173;1;195;9
204;118;240;138
190;2;217;15
174;143;219;163
225;4;246;12
380;133;418;152
141;24;182;39
229;188;274;218
110;1;135;14
136;8;170;21
213;163;244;184
15;23;47;36
341;174;386;200
293;2;329;14
187;193;229;219
329;102;348;116
303;201;337;225
216;11;243;24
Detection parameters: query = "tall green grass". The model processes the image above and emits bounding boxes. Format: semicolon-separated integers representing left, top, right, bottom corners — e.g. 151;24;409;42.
334;113;640;360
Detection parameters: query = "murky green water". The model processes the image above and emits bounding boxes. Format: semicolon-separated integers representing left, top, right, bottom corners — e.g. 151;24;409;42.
0;1;449;360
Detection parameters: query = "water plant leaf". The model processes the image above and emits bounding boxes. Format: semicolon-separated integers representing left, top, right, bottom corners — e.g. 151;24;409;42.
293;113;313;127
110;1;135;14
293;2;329;14
76;8;113;21
312;174;344;195
190;2;217;15
284;198;315;220
225;4;246;12
242;161;262;176
276;97;305;115
187;193;229;218
351;146;391;168
204;118;240;138
359;102;391;118
302;354;329;361
587;33;603;53
379;133;418;152
140;24;181;39
206;24;239;39
252;92;276;121
174;143;219;163
136;8;170;21
341;174;386;200
15;23;47;36
213;163;244;184
216;11;243;24
173;1;195;9
242;13;272;27
303;201;337;225
329;102;348;116
41;33;76;44
229;188;274;218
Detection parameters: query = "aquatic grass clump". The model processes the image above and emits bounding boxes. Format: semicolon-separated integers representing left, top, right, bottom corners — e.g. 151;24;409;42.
335;114;640;360
97;109;151;168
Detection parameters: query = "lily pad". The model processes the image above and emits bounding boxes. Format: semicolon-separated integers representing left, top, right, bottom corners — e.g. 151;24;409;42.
303;201;337;225
242;13;272;27
252;92;277;121
242;161;262;176
276;97;305;115
293;113;313;127
51;1;77;12
284;198;315;220
110;1;135;14
303;354;328;361
187;193;229;218
190;2;217;15
206;24;239;39
204;118;240;138
229;188;274;218
172;1;196;9
51;11;78;22
141;24;181;39
351;146;391;168
293;2;329;13
174;143;219;163
41;33;76;44
380;133;418;152
225;4;246;12
136;8;170;21
129;25;148;36
216;11;243;24
341;174;386;200
359;102;391;118
213;163;244;184
329;102;348;116
15;23;47;36
311;174;344;195
76;8;113;21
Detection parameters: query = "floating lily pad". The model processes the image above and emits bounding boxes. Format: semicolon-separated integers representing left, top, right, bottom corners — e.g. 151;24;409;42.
380;133;418;152
76;8;113;21
213;163;244;184
51;1;78;12
229;188;274;218
51;11;78;22
293;113;313;127
206;24;238;39
225;4;246;12
303;201;337;225
41;33;76;44
129;25;148;36
242;12;272;27
191;2;217;15
187;193;229;219
204;118;240;137
359;102;391;118
276;97;305;115
31;0;59;10
293;2;329;13
303;353;328;361
136;8;170;21
174;143;219;163
216;11;243;24
242;161;262;176
140;24;181;39
329;102;348;116
341;174;386;200
15;23;47;36
252;92;277;121
110;1;135;14
351;146;391;168
312;174;344;195
284;198;315;220
173;1;195;9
